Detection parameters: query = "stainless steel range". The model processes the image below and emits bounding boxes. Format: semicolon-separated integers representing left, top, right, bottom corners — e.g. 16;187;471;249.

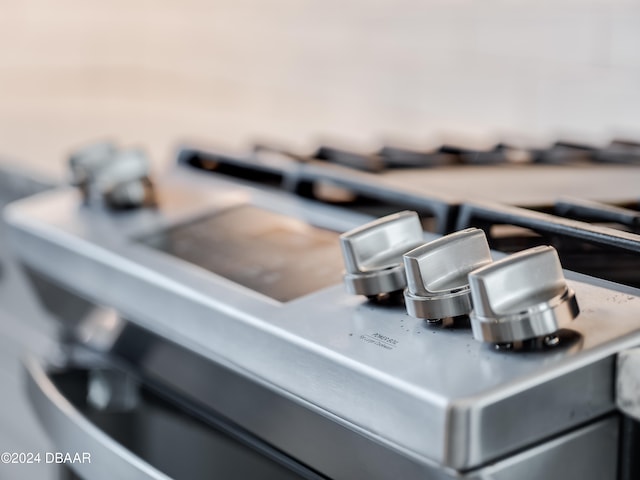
4;139;640;479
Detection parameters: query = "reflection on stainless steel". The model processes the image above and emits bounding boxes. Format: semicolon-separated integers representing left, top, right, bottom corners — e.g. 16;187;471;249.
4;140;640;479
76;308;127;353
139;205;344;302
25;356;307;480
87;369;139;412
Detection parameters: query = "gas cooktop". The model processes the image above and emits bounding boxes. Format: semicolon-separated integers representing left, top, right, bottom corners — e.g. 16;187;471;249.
5;138;640;480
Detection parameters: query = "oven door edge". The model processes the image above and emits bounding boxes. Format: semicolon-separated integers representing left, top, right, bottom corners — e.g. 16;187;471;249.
24;354;170;480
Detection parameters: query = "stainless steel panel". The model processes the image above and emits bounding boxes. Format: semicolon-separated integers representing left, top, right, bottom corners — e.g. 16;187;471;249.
617;347;640;421
468;417;618;480
6;165;640;472
25;355;169;480
25;326;621;480
0;163;57;480
25;355;311;480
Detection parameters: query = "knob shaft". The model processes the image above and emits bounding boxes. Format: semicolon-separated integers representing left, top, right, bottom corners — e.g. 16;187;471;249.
340;211;423;297
469;245;579;344
403;228;492;321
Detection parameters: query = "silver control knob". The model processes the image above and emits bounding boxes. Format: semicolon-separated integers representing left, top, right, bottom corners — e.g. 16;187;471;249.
69;141;117;187
340;211;423;297
469;245;579;345
403;228;492;321
69;143;155;209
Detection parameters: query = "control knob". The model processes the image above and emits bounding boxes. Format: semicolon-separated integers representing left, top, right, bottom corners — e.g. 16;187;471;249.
403;228;492;322
69;143;155;209
469;245;579;347
340;211;423;299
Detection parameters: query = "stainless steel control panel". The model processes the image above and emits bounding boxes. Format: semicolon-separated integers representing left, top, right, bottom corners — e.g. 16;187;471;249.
5;162;639;479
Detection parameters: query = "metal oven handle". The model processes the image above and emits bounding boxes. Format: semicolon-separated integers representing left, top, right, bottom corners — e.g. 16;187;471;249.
24;355;170;480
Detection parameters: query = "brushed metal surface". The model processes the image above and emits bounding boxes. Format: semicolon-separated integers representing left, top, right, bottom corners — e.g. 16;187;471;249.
25;356;170;480
6;164;640;473
0;163;58;480
617;347;640;421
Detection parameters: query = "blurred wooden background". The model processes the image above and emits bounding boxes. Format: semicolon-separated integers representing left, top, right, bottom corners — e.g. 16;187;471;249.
0;0;639;176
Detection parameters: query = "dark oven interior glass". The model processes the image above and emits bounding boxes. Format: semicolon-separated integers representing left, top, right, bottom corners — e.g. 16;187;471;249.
138;205;344;302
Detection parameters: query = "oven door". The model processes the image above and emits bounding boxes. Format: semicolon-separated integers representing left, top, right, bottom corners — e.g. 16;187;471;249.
24;349;622;480
24;354;325;480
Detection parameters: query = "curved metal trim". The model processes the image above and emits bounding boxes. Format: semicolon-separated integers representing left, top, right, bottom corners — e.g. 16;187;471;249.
24;355;170;480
